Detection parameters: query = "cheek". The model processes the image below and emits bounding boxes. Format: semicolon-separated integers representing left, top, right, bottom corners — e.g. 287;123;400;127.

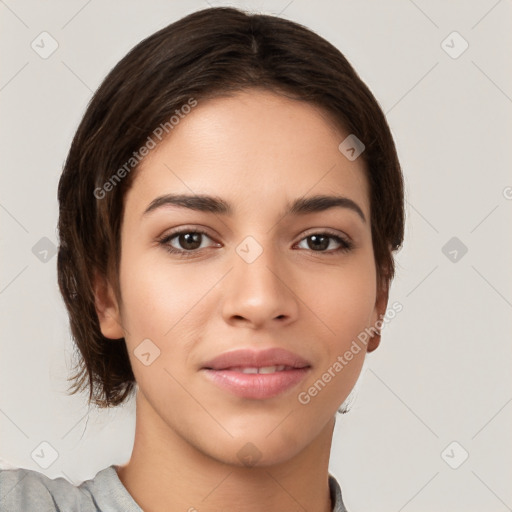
301;254;377;346
119;250;203;334
118;249;225;382
117;254;209;395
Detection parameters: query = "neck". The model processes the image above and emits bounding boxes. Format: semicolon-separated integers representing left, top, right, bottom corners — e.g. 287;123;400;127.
116;392;335;512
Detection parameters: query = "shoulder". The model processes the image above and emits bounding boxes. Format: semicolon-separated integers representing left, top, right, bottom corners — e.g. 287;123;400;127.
329;473;349;512
0;465;142;512
0;466;97;512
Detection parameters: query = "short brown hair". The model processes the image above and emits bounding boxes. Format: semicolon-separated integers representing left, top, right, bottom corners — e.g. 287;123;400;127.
57;6;405;408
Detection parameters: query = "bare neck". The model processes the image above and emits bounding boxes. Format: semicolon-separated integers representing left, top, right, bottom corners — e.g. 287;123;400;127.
116;393;335;512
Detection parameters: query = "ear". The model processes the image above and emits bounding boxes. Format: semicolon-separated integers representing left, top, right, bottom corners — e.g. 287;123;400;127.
367;277;389;353
93;271;124;339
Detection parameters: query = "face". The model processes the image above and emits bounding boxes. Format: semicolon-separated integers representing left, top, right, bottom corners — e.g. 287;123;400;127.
97;88;388;467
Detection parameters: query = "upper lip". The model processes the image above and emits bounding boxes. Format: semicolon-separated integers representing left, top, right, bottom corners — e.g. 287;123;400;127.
201;348;311;370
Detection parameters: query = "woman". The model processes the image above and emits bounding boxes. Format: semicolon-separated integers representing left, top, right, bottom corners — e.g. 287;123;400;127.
0;6;404;511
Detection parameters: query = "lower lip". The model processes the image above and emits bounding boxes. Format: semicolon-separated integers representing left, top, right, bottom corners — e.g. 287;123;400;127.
202;368;310;399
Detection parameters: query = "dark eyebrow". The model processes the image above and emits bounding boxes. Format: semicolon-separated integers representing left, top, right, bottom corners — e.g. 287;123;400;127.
143;193;366;223
287;194;366;223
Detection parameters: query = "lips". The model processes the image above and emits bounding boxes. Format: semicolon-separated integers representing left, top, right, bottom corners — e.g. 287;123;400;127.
201;348;311;400
201;347;311;371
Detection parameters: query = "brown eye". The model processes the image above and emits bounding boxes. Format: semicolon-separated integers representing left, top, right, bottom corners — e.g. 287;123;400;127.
296;232;353;254
306;234;330;251
158;229;218;258
175;232;203;250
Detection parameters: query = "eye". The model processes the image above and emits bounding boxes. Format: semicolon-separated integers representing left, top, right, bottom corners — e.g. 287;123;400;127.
295;231;353;254
158;229;219;258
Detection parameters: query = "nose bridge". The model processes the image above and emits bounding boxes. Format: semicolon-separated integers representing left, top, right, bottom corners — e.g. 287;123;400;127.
233;233;282;294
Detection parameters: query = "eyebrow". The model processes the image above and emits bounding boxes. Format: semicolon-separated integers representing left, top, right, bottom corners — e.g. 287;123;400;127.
142;193;366;223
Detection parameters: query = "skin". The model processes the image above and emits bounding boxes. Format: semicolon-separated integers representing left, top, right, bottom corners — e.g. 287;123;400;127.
94;88;388;512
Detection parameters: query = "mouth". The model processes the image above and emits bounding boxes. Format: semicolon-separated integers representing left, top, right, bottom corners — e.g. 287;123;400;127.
220;365;300;374
201;348;311;400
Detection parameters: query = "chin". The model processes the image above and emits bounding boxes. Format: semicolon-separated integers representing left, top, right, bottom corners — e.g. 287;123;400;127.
213;441;304;469
202;422;312;468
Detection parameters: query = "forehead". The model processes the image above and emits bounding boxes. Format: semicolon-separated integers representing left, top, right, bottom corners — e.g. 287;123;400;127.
125;89;370;221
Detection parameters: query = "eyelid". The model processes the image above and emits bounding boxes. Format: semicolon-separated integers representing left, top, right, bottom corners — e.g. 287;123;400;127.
159;225;217;239
157;226;219;246
298;227;352;242
158;226;351;244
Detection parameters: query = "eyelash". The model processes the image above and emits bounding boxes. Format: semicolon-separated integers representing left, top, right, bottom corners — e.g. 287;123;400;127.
157;228;354;259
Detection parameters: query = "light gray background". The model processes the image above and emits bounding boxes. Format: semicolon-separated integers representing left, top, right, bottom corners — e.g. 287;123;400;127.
1;1;511;510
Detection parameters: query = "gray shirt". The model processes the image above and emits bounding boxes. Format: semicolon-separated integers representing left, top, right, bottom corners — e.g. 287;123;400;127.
0;465;348;511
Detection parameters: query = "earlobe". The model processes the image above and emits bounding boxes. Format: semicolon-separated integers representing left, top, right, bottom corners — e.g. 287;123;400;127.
367;278;390;353
93;271;124;340
366;326;381;353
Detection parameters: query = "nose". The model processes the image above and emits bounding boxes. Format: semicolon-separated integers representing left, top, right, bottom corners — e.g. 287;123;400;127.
220;237;299;330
